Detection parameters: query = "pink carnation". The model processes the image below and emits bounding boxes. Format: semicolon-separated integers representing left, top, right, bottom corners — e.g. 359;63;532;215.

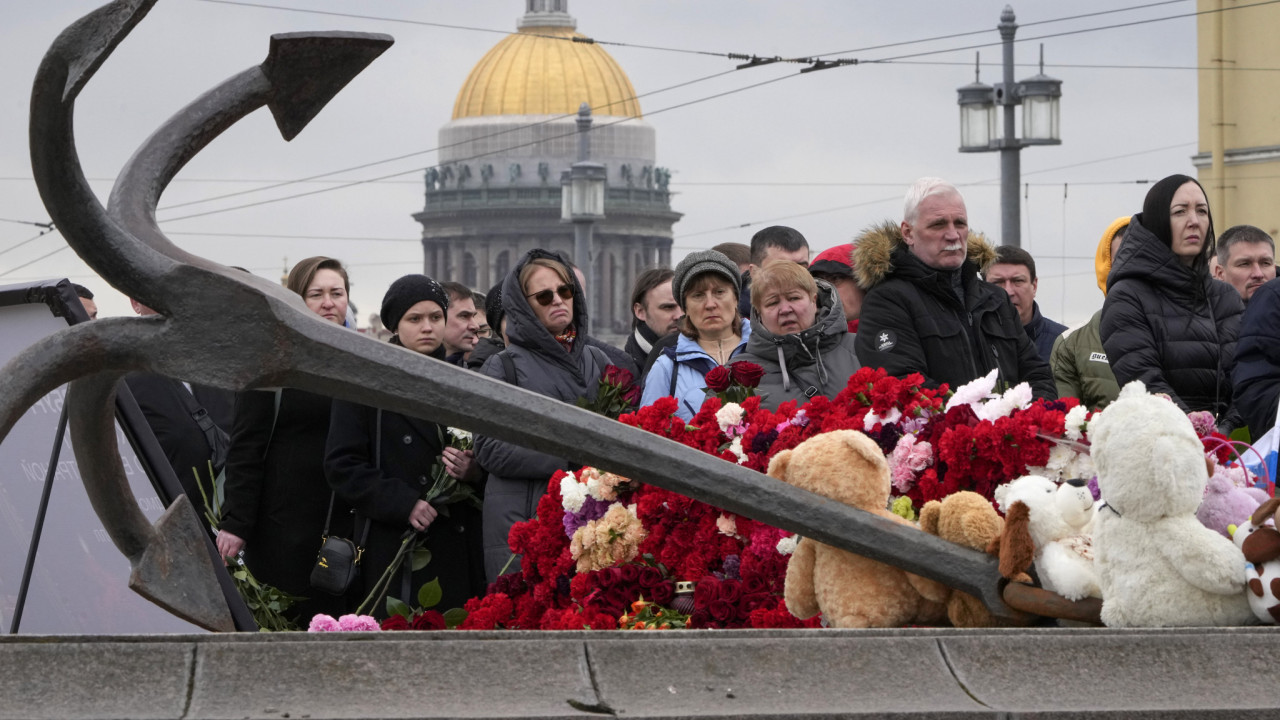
308;614;340;632
337;614;382;632
888;435;933;493
1188;411;1216;437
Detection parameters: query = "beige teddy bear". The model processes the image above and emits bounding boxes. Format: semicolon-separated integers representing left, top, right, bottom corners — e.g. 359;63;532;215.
918;491;1014;627
769;429;948;628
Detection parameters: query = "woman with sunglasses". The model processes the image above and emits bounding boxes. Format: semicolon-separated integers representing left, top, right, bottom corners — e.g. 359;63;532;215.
474;249;611;582
641;249;751;420
324;275;486;615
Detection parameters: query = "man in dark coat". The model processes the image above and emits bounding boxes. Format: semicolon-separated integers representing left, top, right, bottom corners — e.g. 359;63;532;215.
1234;277;1280;439
123;298;235;513
623;267;682;371
441;281;481;366
984;245;1067;363
853;179;1056;399
739;226;811;318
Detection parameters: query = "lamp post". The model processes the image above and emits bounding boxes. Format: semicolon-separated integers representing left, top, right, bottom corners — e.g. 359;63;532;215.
561;102;606;323
956;5;1062;248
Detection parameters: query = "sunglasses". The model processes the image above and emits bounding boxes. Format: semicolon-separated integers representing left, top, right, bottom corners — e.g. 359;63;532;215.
526;284;574;306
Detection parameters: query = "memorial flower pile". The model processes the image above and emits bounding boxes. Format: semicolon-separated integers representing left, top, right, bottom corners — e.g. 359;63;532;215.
457;367;1105;630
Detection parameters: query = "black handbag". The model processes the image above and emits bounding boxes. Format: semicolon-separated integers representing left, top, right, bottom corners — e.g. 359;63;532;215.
309;409;377;596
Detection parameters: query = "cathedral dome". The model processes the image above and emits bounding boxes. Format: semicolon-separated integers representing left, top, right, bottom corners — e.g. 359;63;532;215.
451;3;642;119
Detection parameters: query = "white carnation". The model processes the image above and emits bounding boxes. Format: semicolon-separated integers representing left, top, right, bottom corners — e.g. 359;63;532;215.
716;403;745;433
1063;405;1088;441
945;369;999;411
1002;382;1033;411
729;436;747;464
776;535;799;556
447;427;472;443
560;474;587;513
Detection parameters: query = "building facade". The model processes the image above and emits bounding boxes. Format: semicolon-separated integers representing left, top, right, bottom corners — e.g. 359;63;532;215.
1195;0;1280;236
415;0;680;341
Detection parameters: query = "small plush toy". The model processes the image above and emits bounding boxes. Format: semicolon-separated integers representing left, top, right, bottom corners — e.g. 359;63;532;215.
769;430;947;628
918;491;1010;627
991;475;1100;601
1231;497;1280;624
1198;466;1268;538
1089;381;1254;627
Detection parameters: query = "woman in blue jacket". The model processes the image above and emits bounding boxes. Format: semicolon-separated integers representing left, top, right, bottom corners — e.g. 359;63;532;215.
642;250;752;420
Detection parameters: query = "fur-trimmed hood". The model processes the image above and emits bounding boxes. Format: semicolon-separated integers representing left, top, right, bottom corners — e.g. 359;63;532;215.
852;220;996;290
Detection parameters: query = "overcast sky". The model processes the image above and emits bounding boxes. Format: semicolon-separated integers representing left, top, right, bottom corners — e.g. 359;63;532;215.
0;0;1210;327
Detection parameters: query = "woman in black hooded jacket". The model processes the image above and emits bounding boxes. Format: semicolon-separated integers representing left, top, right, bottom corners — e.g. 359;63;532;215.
474;250;610;582
1100;174;1243;421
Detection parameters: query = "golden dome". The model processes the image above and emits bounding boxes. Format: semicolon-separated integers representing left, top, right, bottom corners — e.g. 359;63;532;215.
452;24;642;120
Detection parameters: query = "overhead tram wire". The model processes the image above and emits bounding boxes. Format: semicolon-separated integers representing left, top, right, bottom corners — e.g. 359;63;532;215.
156;68;799;223
673;141;1197;241
156;65;743;212
162;0;1267;213
0;241;69;278
0;225;58;259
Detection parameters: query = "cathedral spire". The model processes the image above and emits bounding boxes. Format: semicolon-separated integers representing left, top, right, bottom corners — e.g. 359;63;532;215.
518;0;576;30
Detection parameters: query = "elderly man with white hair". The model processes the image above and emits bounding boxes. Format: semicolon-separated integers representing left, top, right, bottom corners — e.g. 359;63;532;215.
852;177;1055;398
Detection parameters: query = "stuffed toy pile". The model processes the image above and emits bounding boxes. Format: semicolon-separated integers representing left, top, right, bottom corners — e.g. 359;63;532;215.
1231;497;1280;624
770;430;947;628
1089;381;1254;627
918;491;1010;627
991;475;1100;602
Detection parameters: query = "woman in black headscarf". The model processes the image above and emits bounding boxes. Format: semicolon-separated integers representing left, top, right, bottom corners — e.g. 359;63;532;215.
1100;174;1243;422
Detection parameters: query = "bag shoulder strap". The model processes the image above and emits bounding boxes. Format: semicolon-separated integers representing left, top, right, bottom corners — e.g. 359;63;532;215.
321;405;373;549
499;351;517;385
669;354;681;398
175;382;227;458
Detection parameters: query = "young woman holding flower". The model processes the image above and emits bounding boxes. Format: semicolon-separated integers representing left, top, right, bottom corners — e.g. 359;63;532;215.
474;250;612;582
324;274;486;614
641;250;753;421
217;256;354;622
743;259;861;409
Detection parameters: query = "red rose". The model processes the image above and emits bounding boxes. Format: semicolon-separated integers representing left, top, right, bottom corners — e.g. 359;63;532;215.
704;366;732;392
380;615;410;631
603;364;634;388
637;566;664;590
728;361;764;389
411;610;446;631
718;579;743;605
708;599;737;622
618;564;641;585
649;581;675;606
694;577;720;606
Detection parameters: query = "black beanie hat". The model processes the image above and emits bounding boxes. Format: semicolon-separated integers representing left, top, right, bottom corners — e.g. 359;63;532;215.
484;280;504;332
381;274;449;332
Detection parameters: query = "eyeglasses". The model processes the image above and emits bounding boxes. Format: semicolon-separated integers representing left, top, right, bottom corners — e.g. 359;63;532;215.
525;284;574;306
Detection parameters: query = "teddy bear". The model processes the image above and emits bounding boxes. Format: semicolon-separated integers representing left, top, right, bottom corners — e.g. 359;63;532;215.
990;475;1100;602
918;490;1012;627
768;429;948;628
1230;497;1280;624
1198;465;1268;538
1089;381;1255;627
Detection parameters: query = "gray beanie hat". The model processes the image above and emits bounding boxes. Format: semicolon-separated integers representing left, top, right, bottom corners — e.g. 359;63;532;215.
672;250;741;310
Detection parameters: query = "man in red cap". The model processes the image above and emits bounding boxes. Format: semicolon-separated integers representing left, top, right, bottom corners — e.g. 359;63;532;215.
809;243;864;333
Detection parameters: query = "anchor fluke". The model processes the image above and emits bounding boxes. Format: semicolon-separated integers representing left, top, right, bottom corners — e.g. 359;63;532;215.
264;32;395;141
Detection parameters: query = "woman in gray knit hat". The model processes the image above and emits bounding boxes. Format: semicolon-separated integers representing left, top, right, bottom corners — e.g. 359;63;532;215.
640;249;753;420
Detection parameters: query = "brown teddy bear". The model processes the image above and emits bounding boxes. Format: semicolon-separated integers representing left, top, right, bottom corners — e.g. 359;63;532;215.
918;491;1011;627
769;429;948;628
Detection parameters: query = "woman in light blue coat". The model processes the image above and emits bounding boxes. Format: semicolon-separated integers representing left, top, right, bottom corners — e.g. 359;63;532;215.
642;250;752;421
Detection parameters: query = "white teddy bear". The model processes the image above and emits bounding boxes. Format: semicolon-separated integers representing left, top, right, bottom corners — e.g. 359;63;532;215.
1089;381;1254;627
993;475;1100;601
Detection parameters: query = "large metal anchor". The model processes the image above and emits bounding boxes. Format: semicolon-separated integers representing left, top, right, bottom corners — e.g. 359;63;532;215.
5;0;1035;631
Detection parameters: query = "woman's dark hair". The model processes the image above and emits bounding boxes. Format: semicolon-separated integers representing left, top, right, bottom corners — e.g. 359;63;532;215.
285;256;349;298
1140;174;1215;275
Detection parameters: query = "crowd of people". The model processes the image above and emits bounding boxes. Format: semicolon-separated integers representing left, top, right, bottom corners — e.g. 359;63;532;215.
71;172;1280;622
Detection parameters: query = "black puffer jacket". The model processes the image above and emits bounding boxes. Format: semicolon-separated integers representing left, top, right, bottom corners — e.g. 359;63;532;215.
1101;214;1242;416
474;249;609;581
744;280;861;409
852;221;1055;398
1234;278;1280;438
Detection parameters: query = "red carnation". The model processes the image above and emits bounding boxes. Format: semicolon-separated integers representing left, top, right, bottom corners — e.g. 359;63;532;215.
704;365;732;392
728;361;764;389
380;615;410;631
